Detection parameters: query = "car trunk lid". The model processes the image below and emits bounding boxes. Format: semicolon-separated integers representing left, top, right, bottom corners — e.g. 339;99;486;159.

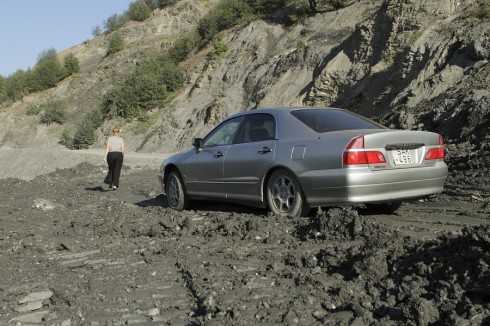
343;130;444;170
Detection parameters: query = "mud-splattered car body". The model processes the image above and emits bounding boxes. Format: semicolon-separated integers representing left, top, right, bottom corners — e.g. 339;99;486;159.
159;107;448;216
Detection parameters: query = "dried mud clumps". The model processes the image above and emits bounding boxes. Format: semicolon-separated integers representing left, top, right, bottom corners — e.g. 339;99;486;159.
386;225;490;325
279;209;490;325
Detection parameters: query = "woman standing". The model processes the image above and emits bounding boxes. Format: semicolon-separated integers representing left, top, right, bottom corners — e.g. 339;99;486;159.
103;127;126;190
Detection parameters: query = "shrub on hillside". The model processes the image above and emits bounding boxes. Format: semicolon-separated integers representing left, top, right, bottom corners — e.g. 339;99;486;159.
26;103;42;116
197;0;255;42
144;0;178;9
92;25;103;37
104;14;128;33
158;0;178;8
208;37;229;59
73;122;96;149
40;96;68;125
168;33;199;62
128;0;151;21
107;31;125;56
60;128;75;149
71;109;105;149
29;49;65;92
0;76;6;103
101;54;184;118
4;70;27;102
63;53;80;76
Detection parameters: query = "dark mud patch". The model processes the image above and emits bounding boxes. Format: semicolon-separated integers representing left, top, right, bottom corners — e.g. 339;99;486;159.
0;163;489;324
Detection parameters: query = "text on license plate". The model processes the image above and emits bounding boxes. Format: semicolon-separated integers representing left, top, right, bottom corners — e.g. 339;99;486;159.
392;149;414;165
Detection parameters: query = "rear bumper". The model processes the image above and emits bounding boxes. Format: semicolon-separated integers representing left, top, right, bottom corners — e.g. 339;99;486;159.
300;162;448;206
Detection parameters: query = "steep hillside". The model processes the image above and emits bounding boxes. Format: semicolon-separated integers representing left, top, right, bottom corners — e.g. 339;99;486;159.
0;0;489;180
0;0;212;150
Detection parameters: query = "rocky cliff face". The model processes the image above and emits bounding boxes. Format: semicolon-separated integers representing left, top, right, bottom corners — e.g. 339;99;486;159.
1;0;489;177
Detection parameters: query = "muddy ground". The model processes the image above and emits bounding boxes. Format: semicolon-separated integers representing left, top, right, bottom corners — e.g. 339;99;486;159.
0;159;489;325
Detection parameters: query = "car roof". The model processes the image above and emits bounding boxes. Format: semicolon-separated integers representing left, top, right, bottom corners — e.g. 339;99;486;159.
239;106;346;117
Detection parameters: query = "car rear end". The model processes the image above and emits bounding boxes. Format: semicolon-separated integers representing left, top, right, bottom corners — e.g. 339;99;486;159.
301;129;448;206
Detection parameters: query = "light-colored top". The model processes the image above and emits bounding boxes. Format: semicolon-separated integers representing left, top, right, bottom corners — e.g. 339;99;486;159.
107;136;124;152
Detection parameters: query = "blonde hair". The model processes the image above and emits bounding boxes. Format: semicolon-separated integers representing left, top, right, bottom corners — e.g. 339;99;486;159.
112;127;120;135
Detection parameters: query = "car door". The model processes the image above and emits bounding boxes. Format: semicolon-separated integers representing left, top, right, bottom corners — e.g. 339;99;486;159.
183;116;243;198
224;114;276;202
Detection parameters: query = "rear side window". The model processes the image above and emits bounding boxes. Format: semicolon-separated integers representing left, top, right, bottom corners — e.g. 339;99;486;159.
234;113;276;144
291;109;386;132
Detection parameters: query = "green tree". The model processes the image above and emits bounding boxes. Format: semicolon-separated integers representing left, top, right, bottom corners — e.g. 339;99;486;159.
107;31;125;56
40;96;68;125
144;0;160;10
5;70;28;101
197;0;255;42
104;13;127;33
128;0;151;21
86;107;105;129
150;55;185;92
26;103;42;115
63;53;80;76
168;33;198;62
101;54;184;118
245;0;287;14
73;121;96;149
92;25;102;37
308;0;350;11
60;128;75;149
29;49;65;92
157;0;177;8
0;76;6;103
72;109;104;149
209;37;228;59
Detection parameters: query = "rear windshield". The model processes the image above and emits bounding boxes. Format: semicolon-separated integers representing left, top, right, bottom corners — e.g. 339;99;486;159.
291;109;386;133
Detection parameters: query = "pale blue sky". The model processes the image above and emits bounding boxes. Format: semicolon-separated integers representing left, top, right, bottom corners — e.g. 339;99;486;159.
0;0;135;76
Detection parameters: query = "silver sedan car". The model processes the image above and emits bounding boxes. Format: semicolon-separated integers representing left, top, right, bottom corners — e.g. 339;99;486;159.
159;107;448;216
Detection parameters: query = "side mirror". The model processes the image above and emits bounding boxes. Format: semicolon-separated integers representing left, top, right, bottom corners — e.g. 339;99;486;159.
193;138;203;151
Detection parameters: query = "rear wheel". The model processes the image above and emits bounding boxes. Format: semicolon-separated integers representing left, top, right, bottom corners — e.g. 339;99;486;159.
267;169;310;217
166;170;190;211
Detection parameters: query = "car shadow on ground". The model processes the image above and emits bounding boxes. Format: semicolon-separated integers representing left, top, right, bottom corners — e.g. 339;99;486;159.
191;201;269;215
134;194;268;216
135;194;166;207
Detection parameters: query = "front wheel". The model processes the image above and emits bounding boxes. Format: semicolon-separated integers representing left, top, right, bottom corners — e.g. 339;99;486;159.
266;169;310;217
166;171;190;211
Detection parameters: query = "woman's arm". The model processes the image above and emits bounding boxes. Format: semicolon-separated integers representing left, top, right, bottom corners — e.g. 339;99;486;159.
103;138;110;162
121;140;126;157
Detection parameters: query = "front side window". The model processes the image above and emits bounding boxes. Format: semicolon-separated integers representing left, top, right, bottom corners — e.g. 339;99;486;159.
203;117;243;147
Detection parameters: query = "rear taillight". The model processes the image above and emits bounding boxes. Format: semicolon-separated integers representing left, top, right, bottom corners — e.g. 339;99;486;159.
343;136;386;165
425;135;445;160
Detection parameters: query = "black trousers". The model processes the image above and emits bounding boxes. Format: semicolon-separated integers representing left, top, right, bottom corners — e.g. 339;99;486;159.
107;152;124;187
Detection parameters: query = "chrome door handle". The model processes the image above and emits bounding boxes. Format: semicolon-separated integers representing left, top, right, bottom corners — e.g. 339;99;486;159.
213;151;224;158
258;147;272;154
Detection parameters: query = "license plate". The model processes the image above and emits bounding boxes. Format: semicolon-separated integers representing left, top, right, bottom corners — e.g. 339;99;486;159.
393;149;414;165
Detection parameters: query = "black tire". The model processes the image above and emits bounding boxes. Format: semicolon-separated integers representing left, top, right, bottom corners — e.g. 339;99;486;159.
266;169;310;217
166;170;190;211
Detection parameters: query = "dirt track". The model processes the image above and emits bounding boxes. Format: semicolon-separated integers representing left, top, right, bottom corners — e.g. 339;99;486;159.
0;150;489;325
